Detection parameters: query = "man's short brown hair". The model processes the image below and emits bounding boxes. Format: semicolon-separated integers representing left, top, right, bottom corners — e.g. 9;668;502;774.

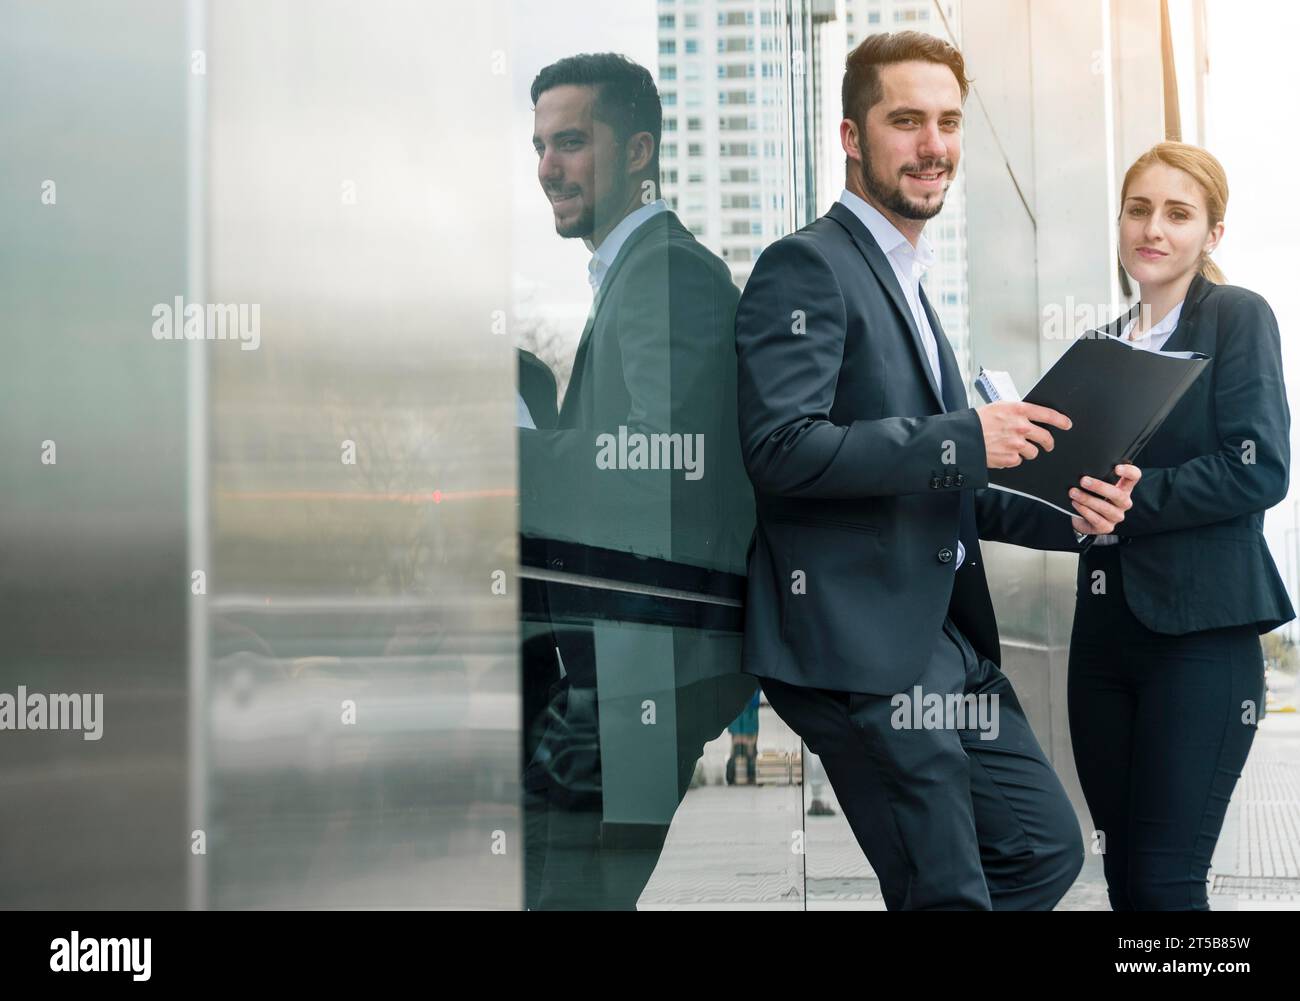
842;30;970;128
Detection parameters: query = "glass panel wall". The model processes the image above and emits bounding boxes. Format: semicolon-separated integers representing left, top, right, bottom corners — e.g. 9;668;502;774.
515;0;818;908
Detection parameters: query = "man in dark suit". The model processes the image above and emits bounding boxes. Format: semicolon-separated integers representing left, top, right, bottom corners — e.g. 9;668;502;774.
735;31;1141;909
519;53;755;909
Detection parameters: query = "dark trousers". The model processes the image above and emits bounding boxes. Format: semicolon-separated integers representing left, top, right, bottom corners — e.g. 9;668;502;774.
1069;544;1264;911
759;616;1084;910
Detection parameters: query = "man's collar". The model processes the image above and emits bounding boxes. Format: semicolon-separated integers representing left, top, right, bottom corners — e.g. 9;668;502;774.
585;198;670;266
837;188;931;260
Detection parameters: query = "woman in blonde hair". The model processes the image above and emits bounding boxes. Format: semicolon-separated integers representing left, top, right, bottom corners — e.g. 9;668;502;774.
1063;142;1294;909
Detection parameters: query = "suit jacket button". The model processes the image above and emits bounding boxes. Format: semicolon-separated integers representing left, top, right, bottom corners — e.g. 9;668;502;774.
942;475;953;488
930;476;941;489
955;473;965;487
937;547;954;564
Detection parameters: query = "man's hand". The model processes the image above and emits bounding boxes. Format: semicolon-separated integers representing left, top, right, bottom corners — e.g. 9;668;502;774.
977;401;1072;469
1069;464;1142;534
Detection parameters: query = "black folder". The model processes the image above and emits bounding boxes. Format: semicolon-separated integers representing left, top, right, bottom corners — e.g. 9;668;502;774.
983;334;1210;515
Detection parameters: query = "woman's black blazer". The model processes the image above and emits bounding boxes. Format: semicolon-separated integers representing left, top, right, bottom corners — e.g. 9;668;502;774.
1097;272;1294;635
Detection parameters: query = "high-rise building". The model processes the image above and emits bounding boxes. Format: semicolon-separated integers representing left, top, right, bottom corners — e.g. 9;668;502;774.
656;0;795;287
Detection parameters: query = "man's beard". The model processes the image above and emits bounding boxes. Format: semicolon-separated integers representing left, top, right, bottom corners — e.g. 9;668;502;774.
549;158;630;240
858;145;952;221
552;193;596;239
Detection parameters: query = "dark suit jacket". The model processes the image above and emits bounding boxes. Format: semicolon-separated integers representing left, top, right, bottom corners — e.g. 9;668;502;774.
1102;275;1291;633
519;208;753;575
736;200;1016;695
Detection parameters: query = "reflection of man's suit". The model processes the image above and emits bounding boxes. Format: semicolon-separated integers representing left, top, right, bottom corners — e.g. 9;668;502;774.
736;198;1084;910
519;206;756;910
517;348;559;431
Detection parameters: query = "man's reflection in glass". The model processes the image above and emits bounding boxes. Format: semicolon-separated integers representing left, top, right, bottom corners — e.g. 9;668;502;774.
519;53;756;910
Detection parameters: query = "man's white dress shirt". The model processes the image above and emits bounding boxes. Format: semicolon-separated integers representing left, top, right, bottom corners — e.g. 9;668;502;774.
585;199;670;297
517;201;671;429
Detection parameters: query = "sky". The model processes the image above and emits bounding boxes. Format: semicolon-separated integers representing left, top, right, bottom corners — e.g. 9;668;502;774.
1203;0;1300;606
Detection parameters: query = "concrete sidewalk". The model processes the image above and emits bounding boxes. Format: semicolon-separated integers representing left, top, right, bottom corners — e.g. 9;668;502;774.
638;691;1300;910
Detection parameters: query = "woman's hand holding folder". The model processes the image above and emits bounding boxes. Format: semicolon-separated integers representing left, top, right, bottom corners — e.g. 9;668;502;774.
977;400;1142;534
1068;463;1142;535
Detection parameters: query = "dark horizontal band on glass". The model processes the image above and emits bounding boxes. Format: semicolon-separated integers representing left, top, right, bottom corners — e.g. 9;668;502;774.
519;534;746;603
519;574;744;633
520;533;745;633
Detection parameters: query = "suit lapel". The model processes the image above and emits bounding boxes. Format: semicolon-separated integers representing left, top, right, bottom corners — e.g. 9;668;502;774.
559;210;675;424
558;298;599;425
920;284;963;413
919;283;981;560
827;201;944;412
1158;272;1212;354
